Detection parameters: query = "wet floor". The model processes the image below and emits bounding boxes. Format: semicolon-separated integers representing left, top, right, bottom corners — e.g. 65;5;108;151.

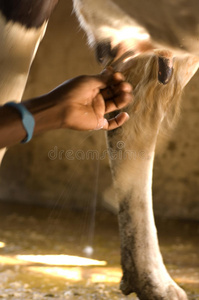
0;202;198;300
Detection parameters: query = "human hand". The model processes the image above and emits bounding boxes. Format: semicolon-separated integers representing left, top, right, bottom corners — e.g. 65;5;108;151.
48;68;133;131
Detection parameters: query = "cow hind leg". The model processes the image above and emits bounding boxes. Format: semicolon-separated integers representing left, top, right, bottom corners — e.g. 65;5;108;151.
107;126;188;300
73;2;199;298
104;54;198;299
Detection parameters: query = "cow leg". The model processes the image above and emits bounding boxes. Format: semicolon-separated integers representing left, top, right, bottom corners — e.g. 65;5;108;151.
72;4;199;296
0;2;58;162
107;126;188;300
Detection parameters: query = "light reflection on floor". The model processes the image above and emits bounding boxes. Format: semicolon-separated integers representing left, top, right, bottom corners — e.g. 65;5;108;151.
0;203;199;299
16;254;107;266
0;241;5;248
27;266;122;283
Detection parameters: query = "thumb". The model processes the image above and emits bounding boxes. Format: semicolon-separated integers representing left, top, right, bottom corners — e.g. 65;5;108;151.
102;112;130;130
94;67;115;88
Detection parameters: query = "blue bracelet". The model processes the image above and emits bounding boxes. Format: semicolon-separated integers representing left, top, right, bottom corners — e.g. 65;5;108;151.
5;102;35;143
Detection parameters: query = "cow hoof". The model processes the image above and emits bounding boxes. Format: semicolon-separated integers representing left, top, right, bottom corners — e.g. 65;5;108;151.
120;273;188;300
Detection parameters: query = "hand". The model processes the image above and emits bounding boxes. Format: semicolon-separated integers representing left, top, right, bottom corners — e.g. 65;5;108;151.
48;68;133;131
0;69;132;148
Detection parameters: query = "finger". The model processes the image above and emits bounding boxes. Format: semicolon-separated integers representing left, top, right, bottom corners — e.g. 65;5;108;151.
95;67;125;88
86;70;113;91
112;81;132;95
94;67;115;89
101;68;126;85
103;112;130;130
100;86;115;100
101;81;132;100
105;91;133;113
90;68;128;97
111;71;125;83
92;93;105;122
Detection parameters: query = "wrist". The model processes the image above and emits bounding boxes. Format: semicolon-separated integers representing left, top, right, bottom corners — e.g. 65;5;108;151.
4;102;35;143
23;94;65;135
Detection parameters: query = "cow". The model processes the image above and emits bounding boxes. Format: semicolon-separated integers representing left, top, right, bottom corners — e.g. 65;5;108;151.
72;0;199;299
0;0;59;160
0;1;198;299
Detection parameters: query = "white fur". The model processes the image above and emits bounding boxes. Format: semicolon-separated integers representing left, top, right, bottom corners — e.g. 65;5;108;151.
105;54;197;299
73;1;199;299
0;13;47;104
0;13;48;162
73;0;150;51
73;0;199;56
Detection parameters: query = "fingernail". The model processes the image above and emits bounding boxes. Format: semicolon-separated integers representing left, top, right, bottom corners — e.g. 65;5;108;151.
103;118;108;127
94;118;107;130
121;112;130;121
123;84;132;92
124;112;130;119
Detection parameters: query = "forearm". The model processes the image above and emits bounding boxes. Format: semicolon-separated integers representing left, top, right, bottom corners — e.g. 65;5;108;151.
24;94;63;135
0;71;132;148
0;94;63;149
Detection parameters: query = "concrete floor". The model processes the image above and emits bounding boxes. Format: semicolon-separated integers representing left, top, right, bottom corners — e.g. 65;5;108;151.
0;203;198;300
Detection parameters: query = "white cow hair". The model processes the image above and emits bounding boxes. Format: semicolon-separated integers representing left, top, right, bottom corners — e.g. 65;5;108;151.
0;12;48;162
73;0;150;49
0;12;47;104
123;54;199;139
73;0;198;299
